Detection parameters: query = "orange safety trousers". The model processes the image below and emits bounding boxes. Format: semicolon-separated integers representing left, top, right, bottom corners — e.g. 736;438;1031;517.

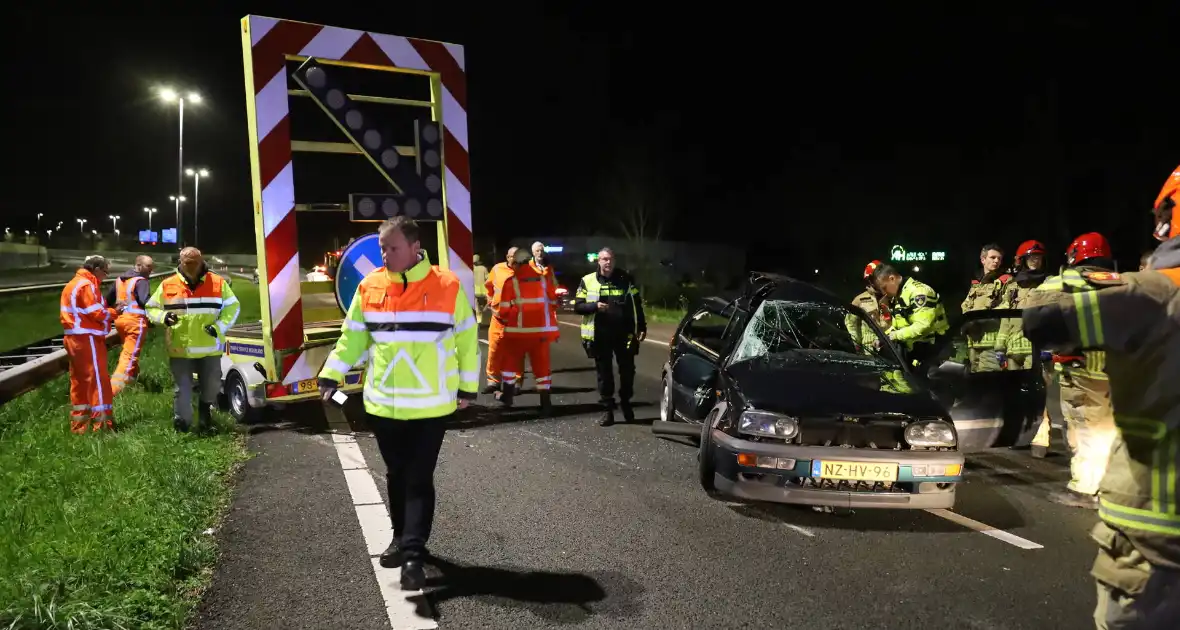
495;334;552;391
111;314;147;395
66;335;115;433
485;318;524;385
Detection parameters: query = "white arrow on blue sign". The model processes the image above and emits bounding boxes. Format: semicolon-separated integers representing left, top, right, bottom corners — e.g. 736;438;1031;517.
334;233;383;314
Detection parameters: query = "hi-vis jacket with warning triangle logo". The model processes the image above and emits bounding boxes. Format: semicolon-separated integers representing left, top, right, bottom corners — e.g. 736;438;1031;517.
319;252;480;421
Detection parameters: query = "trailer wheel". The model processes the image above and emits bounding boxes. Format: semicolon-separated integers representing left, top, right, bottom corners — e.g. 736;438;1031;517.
226;372;260;424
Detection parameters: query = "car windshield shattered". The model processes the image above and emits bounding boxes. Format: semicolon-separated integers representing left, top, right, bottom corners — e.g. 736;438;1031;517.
729;300;902;368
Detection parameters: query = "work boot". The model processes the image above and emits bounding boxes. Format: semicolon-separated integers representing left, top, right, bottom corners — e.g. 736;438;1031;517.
598;407;615;427
173;415;191;433
481;382;500;395
514;382;522;396
379;539;403;568
620;401;635;423
197;404;215;434
497;381;514;407
1030;445;1049;459
400;559;426;590
539;392;553;416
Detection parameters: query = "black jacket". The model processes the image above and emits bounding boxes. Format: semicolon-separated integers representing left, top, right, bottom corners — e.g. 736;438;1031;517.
104;269;151;309
573;269;647;340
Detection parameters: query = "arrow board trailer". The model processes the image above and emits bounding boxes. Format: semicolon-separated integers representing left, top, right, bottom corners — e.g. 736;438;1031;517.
222;16;475;422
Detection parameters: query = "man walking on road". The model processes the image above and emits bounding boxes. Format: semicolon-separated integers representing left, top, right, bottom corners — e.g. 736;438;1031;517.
494;247;559;413
482;247;523;395
1022;165;1180;629
574;247;647;427
318;216;480;591
60;255;117;433
106;255;154;395
145;248;240;434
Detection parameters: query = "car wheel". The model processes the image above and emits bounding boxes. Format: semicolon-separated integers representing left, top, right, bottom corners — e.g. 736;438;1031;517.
698;415;717;493
660;374;673;424
227;372;260;424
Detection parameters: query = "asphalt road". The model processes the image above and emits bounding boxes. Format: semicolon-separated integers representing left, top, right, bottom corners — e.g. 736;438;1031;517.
195;316;1101;630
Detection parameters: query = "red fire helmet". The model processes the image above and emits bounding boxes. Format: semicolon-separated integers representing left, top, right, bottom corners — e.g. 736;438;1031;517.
864;260;883;280
1066;232;1112;266
1015;240;1047;265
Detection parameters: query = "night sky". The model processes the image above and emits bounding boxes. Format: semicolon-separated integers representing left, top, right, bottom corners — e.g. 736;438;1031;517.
4;4;1178;282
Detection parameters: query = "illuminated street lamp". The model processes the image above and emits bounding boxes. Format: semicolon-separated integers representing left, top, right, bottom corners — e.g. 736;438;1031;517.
109;214;120;232
76;218;87;234
144;206;158;231
186;168;209;247
169;195;187;235
36;212;43;233
158;87;202;245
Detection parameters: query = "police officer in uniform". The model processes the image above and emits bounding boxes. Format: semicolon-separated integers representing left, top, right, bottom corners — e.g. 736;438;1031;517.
872;263;950;377
1022;165;1180;629
847;260;891;350
574;247;647;426
962;243;1011;373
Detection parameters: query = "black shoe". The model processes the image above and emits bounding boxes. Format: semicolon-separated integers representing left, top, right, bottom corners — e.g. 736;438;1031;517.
514;383;522;395
379;540;403;568
620;402;635;423
539;392;553;416
481;383;500;395
497;383;514;407
598;409;615;427
400;559;426;590
197;405;215;434
173;415;191;433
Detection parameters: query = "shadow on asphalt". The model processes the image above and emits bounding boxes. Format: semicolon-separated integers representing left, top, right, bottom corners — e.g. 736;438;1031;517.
420;556;643;624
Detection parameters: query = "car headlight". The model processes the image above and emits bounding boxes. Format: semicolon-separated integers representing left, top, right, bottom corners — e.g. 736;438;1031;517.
904;420;956;447
738;410;799;440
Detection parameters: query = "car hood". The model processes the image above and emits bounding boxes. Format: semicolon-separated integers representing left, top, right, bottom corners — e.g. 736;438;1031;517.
725;358;944;418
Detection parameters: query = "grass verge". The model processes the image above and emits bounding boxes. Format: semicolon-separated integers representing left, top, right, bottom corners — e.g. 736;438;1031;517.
0;278;259;629
646;305;687;324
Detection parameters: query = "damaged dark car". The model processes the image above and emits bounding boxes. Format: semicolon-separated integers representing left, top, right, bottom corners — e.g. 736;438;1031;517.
652;272;964;510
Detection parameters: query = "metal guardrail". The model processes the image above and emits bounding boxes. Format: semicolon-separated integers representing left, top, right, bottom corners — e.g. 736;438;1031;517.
0;332;121;405
0;270;174;297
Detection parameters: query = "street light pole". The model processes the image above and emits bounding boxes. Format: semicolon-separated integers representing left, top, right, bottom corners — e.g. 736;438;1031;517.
109;214;120;233
186;168;209;247
144;207;157;232
159;88;201;247
36;212;43;234
76;218;86;234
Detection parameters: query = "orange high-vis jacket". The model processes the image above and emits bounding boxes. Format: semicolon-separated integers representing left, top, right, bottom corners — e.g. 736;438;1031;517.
114;276;149;317
497;262;559;340
486;262;512;307
60;269;114;336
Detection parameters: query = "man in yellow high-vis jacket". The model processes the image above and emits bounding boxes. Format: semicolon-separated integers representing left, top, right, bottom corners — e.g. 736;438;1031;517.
317;216;479;591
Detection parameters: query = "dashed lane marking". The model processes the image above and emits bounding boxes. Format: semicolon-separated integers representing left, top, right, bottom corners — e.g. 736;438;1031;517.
557;320;669;346
924;508;1044;550
330;432;439;629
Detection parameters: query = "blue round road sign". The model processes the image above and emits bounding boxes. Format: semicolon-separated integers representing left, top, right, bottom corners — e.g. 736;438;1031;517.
334;233;383;314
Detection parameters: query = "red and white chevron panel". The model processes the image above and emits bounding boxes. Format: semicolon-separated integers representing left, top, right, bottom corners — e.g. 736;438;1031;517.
244;16;474;384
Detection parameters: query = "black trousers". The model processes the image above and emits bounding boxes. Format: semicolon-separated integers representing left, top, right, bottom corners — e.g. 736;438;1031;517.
369;414;449;559
593;337;635;407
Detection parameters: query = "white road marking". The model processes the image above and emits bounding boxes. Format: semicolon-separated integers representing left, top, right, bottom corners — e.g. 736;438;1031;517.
329;432;439;629
557;320;669;346
723;502;817;537
520;429;635;469
924;508;1044;550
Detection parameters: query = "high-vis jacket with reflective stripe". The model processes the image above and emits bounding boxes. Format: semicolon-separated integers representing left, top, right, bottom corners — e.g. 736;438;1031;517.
60;269;115;336
887;277;949;347
574;270;645;342
112;274;149;317
1022;264;1180;570
319;253;480;421
145;269;240;358
496;262;559;340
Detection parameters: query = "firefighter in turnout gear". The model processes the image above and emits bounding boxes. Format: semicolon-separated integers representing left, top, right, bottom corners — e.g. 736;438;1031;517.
962;243;1011;373
1031;233;1119;509
106;255;155;395
145;248;241;434
493;247;559;412
872;263;949;377
317;217;480;592
482;248;524;395
60;256;118;433
1021;165;1180;629
847;260;891;350
995;240;1057;457
574;247;647;426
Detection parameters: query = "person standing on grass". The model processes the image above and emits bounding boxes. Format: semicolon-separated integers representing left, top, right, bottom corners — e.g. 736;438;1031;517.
106;255;154;395
317;216;480;591
60;255;117;433
145;247;240;434
573;247;647;427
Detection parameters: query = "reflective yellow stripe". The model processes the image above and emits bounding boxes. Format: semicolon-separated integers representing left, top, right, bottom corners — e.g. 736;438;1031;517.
1100;499;1180;536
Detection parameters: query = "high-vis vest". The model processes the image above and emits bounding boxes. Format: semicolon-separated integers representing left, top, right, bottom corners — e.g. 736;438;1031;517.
60;269;113;337
145;270;240;358
497;262;558;338
888;277;949;348
319;253;480;421
115;276;147;317
473;264;489;298
577;273;639;341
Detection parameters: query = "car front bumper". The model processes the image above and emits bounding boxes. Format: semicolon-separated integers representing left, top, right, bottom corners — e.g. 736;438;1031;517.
709;429;964;510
